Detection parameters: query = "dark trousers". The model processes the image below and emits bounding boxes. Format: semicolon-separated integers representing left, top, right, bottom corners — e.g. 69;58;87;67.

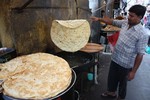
107;61;131;99
148;36;150;46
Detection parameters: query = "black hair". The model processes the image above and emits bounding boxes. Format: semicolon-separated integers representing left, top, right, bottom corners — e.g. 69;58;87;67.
129;4;146;18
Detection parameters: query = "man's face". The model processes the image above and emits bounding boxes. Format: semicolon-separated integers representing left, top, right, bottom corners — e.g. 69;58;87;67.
127;12;141;26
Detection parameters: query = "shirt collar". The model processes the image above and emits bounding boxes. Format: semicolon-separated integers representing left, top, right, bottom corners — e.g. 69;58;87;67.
131;23;143;31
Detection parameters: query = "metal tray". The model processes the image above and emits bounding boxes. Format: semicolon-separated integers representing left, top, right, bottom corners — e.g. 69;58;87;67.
2;69;76;100
55;51;95;70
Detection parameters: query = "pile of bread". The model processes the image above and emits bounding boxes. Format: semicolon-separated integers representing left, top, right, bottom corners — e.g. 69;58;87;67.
0;53;72;99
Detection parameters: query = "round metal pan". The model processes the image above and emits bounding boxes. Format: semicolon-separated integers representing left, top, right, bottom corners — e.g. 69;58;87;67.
55;51;95;72
2;69;76;100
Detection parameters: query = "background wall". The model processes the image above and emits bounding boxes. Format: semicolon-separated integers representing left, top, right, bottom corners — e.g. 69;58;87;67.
0;0;91;55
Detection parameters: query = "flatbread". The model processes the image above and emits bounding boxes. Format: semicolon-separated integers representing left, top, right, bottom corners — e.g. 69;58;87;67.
80;43;104;53
50;19;91;52
102;25;121;32
1;53;72;99
0;56;26;81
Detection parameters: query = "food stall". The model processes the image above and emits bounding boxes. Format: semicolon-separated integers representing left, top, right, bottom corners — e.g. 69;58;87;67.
0;0;106;100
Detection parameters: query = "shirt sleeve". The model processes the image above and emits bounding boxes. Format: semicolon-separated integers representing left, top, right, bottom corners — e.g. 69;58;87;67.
136;34;149;54
112;20;126;28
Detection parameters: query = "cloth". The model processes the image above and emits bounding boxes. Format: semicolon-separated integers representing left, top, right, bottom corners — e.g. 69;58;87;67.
111;20;149;68
107;31;120;46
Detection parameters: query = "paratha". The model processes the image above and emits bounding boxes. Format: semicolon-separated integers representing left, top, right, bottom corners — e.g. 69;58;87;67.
1;53;72;99
50;19;91;52
102;25;121;32
0;56;27;81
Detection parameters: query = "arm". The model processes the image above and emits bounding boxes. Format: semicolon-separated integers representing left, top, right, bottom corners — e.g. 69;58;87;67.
128;53;143;81
90;16;114;25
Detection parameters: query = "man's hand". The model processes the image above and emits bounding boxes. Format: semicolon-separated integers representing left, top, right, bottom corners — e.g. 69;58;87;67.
128;71;135;81
90;16;113;25
90;16;101;21
128;53;144;81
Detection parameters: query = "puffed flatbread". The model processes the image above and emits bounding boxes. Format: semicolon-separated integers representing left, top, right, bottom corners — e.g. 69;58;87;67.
1;53;72;99
50;19;91;52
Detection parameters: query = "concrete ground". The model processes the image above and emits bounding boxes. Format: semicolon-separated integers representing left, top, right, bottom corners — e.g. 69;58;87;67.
80;51;150;100
80;26;150;99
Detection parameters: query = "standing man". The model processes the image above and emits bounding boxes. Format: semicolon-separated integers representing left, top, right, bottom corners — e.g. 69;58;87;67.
145;4;150;48
144;4;150;30
91;5;149;100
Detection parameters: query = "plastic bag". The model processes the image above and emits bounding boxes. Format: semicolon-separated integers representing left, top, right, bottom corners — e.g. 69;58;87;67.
107;31;120;46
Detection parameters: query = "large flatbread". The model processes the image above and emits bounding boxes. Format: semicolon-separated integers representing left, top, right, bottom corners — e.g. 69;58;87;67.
50;19;91;52
1;53;72;99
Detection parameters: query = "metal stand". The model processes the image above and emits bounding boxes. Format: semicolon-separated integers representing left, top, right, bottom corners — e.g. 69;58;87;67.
80;43;104;84
93;52;100;84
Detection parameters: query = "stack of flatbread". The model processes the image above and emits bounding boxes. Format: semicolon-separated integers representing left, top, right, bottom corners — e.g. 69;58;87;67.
102;25;121;32
0;53;72;99
50;19;91;52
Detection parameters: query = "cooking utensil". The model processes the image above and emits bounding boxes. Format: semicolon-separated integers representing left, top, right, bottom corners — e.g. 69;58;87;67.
2;69;76;100
55;51;95;73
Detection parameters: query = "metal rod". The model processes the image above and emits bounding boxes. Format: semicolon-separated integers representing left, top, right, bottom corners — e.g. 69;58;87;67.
11;6;69;11
12;0;34;13
92;0;115;13
77;7;92;14
19;0;34;10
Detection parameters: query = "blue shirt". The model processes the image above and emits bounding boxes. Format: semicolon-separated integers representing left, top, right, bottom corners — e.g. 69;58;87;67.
112;20;149;68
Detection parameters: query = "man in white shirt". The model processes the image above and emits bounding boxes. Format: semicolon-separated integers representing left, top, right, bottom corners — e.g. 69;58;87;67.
91;4;149;100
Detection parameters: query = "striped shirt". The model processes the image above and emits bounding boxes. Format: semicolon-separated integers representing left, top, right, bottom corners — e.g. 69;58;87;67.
111;20;149;68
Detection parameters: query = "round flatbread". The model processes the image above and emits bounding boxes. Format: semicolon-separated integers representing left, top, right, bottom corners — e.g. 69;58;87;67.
0;56;26;81
102;25;121;32
1;53;72;99
50;19;91;52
